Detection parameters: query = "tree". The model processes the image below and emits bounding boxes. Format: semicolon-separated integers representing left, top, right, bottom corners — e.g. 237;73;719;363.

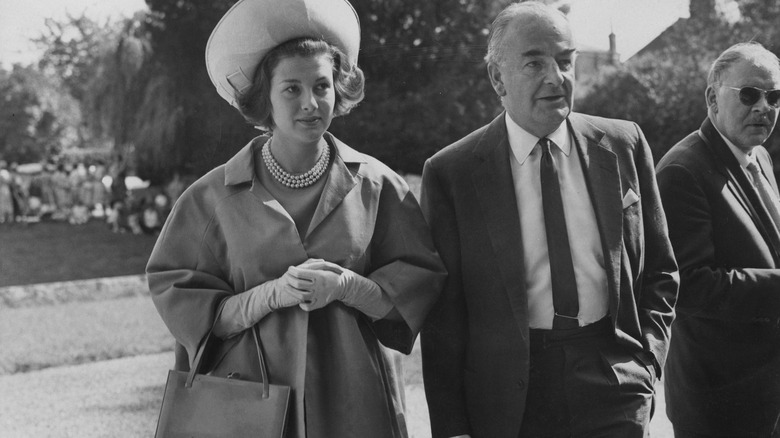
329;0;511;173
128;0;254;182
0;65;80;164
36;15;121;103
35;13;132;157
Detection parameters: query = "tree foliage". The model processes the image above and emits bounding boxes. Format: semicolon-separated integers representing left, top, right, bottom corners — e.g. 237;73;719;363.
330;0;510;173
34;13;137;159
127;0;255;182
0;65;80;164
36;15;117;102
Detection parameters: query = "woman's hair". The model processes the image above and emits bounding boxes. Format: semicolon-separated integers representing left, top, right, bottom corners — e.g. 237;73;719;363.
237;37;365;130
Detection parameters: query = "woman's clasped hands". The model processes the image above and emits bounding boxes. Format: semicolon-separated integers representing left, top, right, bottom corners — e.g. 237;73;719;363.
268;258;362;312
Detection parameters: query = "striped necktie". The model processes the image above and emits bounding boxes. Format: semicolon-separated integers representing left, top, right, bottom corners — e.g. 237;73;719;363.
746;161;780;233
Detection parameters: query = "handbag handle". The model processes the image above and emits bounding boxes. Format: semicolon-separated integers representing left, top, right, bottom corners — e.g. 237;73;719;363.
185;323;271;399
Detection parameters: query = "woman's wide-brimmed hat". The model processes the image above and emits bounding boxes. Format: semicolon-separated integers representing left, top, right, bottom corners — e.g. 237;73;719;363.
205;0;360;109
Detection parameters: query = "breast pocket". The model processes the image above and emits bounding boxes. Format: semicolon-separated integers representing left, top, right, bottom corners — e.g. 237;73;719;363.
622;187;643;281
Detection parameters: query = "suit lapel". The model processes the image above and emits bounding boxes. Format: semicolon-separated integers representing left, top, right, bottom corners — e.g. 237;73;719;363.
568;115;623;317
699;118;780;260
471;113;529;336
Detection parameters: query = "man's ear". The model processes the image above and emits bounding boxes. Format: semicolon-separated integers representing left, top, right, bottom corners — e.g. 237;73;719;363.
487;61;506;97
705;86;718;114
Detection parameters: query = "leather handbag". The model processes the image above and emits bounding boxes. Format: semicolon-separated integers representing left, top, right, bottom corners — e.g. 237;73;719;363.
155;324;291;437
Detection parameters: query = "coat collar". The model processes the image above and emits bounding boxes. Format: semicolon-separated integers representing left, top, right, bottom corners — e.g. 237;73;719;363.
699;117;748;181
699;117;780;259
699;117;776;183
224;132;366;187
307;133;363;235
223;132;364;238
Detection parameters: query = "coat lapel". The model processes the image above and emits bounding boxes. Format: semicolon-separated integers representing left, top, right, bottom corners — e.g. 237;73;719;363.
471;113;528;336
224;136;294;221
568;114;623;317
699;118;780;260
306;133;361;237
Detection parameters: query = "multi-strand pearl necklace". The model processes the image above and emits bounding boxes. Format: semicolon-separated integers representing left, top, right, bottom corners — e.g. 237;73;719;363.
261;138;331;189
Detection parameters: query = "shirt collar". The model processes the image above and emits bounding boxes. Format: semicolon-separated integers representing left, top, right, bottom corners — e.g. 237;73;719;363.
712;123;756;169
505;114;571;166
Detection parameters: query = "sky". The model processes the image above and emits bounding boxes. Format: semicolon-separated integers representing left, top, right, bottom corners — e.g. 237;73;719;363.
0;0;691;68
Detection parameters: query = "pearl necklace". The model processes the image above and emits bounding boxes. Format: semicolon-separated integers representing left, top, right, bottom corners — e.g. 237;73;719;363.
261;138;330;189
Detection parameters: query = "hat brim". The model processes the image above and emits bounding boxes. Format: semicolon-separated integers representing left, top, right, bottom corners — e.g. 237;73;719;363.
206;0;360;108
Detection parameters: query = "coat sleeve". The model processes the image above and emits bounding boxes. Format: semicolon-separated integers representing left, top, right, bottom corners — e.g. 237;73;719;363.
146;187;232;368
419;158;472;438
656;154;780;322
365;172;447;355
632;123;680;373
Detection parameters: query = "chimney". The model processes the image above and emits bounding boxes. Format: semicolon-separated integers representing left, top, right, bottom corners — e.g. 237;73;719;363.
608;31;619;64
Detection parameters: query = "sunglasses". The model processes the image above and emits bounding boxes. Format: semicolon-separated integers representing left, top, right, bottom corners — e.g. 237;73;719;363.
725;86;780;108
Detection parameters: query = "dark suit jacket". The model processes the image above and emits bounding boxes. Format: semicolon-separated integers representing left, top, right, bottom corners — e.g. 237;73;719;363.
420;112;679;438
656;117;780;436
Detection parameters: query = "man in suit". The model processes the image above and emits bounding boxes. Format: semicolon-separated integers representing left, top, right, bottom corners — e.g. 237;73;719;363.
656;42;780;437
420;2;679;437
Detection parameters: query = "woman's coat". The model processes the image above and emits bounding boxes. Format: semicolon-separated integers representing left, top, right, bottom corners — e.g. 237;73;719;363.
147;133;446;438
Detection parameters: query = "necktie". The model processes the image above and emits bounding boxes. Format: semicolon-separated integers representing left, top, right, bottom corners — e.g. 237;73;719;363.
746;161;780;233
540;138;579;329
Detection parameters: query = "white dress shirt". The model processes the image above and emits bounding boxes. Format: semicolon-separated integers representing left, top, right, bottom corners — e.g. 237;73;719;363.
506;114;609;329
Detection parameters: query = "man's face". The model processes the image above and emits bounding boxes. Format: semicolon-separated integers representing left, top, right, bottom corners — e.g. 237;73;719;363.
710;58;780;151
488;12;576;138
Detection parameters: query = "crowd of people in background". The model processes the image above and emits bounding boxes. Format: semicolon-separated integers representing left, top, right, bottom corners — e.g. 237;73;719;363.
0;159;189;235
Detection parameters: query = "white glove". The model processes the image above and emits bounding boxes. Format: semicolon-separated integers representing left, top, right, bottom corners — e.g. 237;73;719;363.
291;260;393;319
260;261;319;310
212;259;324;338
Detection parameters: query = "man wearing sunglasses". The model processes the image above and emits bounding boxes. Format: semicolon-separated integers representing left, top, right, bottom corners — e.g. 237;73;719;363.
657;42;780;437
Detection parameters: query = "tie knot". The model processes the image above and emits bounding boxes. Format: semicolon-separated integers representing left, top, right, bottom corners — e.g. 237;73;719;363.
539;138;552;155
747;161;761;184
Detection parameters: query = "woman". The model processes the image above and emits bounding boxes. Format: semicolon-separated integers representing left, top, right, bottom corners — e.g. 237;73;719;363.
146;0;446;437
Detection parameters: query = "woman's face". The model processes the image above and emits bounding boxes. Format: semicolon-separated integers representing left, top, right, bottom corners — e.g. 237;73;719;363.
269;53;336;147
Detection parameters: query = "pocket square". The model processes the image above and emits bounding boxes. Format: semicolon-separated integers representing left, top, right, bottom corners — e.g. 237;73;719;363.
622;188;640;208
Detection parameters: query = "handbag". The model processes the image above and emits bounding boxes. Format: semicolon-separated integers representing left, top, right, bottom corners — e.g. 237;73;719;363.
155;324;291;438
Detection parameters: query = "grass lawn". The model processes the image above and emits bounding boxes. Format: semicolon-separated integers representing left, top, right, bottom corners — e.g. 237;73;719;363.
0;219;158;287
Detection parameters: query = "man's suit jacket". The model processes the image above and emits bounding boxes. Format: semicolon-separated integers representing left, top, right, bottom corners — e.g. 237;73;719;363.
656;117;780;436
420;112;679;438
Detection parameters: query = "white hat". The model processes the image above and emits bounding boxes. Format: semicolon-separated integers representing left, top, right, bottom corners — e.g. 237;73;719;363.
205;0;361;108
